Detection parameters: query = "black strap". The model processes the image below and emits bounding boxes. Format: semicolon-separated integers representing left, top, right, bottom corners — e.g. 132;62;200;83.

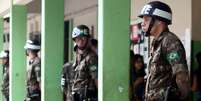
145;17;156;36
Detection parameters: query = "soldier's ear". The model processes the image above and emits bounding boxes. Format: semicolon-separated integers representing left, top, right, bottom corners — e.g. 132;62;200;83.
158;20;167;26
155;20;162;25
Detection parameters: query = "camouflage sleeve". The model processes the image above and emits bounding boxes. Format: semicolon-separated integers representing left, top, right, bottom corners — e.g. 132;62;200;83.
61;66;67;92
61;62;73;92
164;37;188;75
34;65;41;82
88;54;98;80
164;36;190;99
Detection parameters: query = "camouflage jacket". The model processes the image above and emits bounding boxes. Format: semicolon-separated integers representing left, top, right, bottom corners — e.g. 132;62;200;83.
145;30;189;101
27;57;41;91
1;64;9;97
72;47;98;93
61;62;74;101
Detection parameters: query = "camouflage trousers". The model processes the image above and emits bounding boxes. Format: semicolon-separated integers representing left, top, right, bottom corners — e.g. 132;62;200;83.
2;89;9;101
3;94;9;101
145;87;185;101
25;86;41;101
70;89;97;101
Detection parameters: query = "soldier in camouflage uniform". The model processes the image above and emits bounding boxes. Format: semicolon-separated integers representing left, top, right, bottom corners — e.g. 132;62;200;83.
138;1;190;101
0;50;9;101
24;39;41;101
61;62;74;101
61;43;80;101
69;25;98;101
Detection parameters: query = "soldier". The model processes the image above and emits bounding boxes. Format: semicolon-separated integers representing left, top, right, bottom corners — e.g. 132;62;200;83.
24;39;41;101
61;62;74;101
138;1;190;101
0;50;9;101
61;43;81;101
70;25;98;101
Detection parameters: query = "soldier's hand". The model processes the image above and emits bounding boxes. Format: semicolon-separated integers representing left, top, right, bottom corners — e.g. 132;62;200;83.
24;97;31;101
61;77;66;87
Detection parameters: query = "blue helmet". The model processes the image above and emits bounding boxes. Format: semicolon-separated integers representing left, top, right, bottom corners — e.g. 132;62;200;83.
138;1;172;25
72;25;90;39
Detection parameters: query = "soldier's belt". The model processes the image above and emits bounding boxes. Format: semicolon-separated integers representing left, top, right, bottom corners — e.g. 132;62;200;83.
71;90;97;101
72;87;95;92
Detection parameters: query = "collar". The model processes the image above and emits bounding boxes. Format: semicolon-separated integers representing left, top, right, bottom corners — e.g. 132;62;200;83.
29;57;39;65
152;28;169;47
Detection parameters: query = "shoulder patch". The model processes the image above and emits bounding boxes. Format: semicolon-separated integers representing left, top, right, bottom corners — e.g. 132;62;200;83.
89;65;97;72
167;51;180;62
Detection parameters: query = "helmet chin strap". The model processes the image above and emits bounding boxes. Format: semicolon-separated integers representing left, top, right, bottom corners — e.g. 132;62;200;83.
78;46;86;50
143;17;156;37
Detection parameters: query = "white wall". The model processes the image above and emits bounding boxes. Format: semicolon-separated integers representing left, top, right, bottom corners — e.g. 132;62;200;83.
64;0;97;18
192;0;201;41
27;14;41;38
14;0;33;5
0;0;10;16
73;9;97;38
0;0;35;16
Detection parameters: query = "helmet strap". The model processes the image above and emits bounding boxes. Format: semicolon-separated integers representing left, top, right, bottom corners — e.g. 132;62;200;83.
144;17;156;37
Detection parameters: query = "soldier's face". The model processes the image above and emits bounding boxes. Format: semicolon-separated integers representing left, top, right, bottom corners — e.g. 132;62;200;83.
141;16;152;33
141;16;160;36
75;36;88;49
26;50;37;60
142;16;163;37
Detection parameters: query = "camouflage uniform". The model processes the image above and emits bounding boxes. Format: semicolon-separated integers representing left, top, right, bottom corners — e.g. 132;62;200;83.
145;30;189;101
2;64;9;101
26;57;41;101
61;62;75;101
71;47;98;101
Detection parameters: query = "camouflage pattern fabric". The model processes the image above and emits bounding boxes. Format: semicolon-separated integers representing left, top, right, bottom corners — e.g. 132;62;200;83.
26;57;41;101
145;30;189;101
72;47;98;101
2;65;9;101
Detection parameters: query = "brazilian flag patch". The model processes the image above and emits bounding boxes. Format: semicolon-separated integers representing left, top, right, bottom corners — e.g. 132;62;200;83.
167;51;180;63
90;65;97;72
